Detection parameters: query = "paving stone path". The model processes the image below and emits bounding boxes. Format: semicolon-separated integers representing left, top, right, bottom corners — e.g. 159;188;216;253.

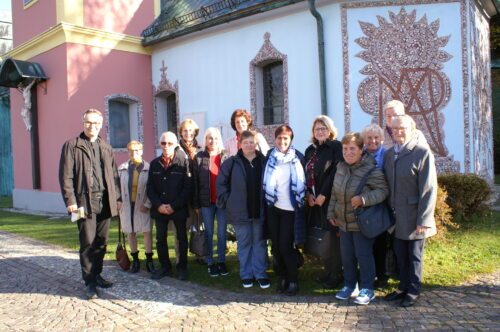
0;230;498;331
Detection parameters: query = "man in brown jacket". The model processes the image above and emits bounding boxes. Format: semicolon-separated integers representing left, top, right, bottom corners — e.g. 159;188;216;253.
59;108;121;300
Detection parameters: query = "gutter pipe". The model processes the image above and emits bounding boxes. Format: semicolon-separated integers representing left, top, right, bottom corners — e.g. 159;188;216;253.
308;0;327;115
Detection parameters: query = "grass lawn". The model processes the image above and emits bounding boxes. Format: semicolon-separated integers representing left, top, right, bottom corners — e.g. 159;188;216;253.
0;203;498;295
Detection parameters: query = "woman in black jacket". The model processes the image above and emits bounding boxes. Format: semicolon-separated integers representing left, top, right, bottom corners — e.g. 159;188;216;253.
304;115;344;289
194;127;229;277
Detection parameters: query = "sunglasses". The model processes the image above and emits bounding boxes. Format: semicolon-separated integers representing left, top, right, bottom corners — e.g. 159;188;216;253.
160;141;175;146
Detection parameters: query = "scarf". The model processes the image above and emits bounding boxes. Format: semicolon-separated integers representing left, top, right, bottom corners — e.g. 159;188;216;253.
179;139;199;160
263;147;306;208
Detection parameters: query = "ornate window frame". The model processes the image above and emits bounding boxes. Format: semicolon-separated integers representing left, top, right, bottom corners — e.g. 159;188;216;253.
153;60;179;148
250;32;288;142
104;93;144;152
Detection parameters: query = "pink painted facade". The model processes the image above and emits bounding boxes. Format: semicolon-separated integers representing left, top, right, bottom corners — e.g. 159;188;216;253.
84;0;155;35
8;0;155;212
12;0;57;46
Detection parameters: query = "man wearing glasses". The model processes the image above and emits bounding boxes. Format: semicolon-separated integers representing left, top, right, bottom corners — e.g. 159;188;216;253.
147;132;192;281
59;108;121;300
383;115;437;307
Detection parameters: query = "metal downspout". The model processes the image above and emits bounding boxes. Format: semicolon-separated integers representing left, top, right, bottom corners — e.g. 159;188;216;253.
308;0;327;115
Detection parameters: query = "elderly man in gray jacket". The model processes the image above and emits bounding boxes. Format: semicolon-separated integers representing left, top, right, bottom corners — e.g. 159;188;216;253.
383;114;437;307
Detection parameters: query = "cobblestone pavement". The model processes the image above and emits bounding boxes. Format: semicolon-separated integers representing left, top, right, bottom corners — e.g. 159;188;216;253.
0;231;498;331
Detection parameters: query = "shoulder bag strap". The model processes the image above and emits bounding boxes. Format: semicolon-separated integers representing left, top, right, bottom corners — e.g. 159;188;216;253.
354;166;376;196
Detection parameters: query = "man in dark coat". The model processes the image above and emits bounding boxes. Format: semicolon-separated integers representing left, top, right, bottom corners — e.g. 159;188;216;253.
59;108;121;300
147;131;192;281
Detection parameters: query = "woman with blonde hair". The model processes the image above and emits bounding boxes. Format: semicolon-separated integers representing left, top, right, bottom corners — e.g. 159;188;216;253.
304;115;344;289
178;118;204;264
194;127;230;277
118;140;156;273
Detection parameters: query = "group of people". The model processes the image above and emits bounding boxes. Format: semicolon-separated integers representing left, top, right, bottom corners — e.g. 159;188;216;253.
59;101;437;307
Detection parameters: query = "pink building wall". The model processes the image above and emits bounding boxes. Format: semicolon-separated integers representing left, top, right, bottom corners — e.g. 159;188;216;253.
10;44;153;193
84;0;155;35
9;1;155;212
11;0;57;47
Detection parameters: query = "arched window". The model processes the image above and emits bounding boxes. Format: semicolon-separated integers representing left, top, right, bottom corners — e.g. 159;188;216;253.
262;61;284;125
104;94;143;150
250;33;288;141
155;91;178;137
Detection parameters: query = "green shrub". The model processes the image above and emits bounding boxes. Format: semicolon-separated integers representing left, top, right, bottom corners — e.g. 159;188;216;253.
437;173;492;222
432;185;457;241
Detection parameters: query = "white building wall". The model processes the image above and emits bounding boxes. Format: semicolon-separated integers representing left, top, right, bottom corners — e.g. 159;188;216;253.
151;1;338;153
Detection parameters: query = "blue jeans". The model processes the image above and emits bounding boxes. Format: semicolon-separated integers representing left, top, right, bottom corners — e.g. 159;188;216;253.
340;230;375;290
201;204;227;265
233;219;268;280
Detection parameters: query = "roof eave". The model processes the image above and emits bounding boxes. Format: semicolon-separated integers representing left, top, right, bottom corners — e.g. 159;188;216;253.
142;0;304;46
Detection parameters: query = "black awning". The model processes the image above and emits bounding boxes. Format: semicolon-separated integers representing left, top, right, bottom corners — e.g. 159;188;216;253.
0;58;48;88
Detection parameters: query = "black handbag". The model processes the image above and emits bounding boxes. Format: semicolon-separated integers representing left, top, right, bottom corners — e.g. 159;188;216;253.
189;213;208;256
354;167;394;239
304;226;331;258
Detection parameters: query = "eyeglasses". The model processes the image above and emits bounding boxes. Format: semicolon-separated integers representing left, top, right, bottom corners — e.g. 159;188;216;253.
160;141;175;146
392;126;409;131
314;127;328;132
84;121;102;126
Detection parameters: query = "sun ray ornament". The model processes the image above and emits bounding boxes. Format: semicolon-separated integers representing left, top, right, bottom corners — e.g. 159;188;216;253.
355;7;456;168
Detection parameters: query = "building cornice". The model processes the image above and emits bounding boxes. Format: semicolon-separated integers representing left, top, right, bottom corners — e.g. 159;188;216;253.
4;22;151;61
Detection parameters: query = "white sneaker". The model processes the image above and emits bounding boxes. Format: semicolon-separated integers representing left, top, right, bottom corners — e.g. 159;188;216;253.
353;288;375;305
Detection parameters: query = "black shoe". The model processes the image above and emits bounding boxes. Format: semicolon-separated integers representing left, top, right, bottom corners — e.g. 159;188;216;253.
285;282;299;296
323;276;343;290
196;257;206;265
146;260;156;274
130;259;140;273
178;269;188;281
401;294;419;307
208;264;220;277
96;275;113;288
86;284;99;300
384;291;406;301
257;278;271;289
276;278;288;294
218;262;229;276
151;267;171;280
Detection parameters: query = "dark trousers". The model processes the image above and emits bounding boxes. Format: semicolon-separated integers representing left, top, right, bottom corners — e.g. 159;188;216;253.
340;230;375;290
155;218;188;270
267;206;298;282
77;213;110;285
393;237;425;295
373;231;389;279
324;229;343;280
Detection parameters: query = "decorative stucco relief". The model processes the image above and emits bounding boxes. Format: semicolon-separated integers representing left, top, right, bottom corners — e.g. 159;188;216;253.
104;93;144;152
250;32;288;144
342;1;467;173
469;1;493;181
153;60;179;147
